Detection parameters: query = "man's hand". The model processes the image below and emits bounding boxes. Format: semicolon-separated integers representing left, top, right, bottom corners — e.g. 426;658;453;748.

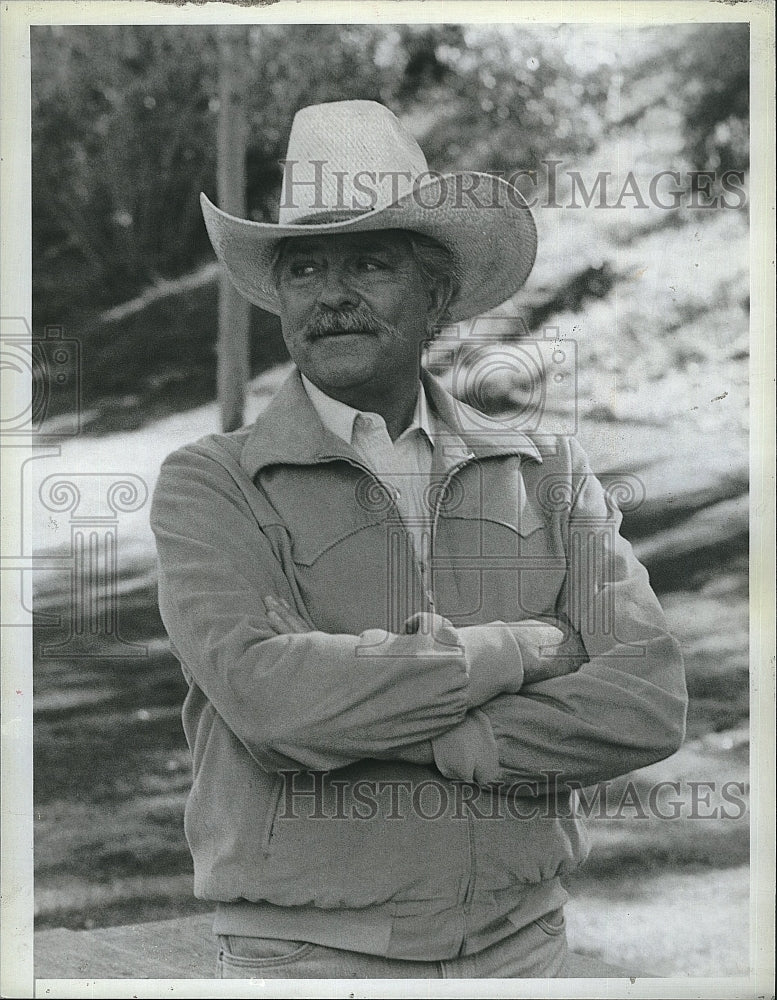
403;611;455;635
263;599;584;686
406;614;586;690
263;597;442;770
264;601;459;645
264;595;313;635
512;619;588;685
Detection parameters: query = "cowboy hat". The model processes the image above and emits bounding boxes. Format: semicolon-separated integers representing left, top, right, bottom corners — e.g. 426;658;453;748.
201;100;537;324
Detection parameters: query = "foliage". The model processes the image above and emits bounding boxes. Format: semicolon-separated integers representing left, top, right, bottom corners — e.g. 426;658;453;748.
32;26;219;325
676;23;749;175
623;22;749;175
31;23;615;327
388;25;612;172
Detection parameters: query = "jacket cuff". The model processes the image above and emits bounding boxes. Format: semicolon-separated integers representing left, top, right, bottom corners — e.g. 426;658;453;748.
458;623;524;708
432;710;501;785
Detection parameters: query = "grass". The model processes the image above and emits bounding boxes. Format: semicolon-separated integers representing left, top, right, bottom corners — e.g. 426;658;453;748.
33;587;196;929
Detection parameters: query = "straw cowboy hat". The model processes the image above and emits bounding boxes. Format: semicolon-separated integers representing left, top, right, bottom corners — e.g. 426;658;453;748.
201;100;537;324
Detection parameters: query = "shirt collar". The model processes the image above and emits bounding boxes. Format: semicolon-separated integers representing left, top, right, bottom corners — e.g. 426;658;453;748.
241;367;543;478
300;373;435;448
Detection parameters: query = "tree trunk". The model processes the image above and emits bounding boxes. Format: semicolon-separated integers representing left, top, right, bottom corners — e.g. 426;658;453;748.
216;26;251;432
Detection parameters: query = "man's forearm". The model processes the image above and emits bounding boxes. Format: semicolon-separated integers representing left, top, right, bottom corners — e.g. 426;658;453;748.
429;436;688;790
166;602;474;772
431;630;686;790
152;447;474;774
246;614;557;773
391;618;585;778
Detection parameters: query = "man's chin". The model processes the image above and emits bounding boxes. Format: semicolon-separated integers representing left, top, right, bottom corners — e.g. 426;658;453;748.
304;356;382;392
300;335;382;370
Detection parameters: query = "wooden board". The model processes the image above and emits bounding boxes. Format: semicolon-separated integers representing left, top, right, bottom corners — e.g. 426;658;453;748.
35;912;216;979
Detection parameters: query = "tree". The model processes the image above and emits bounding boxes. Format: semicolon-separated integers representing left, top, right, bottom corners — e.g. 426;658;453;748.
215;26;251;432
32;26;220;327
677;23;749;175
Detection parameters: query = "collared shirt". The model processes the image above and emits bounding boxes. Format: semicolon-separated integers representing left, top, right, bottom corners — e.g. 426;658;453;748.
301;373;437;587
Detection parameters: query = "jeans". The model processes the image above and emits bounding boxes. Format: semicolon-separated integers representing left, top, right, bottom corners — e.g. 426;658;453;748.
216;908;631;979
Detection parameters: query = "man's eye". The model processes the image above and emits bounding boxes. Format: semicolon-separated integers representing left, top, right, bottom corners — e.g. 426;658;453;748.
288;263;318;278
357;259;385;273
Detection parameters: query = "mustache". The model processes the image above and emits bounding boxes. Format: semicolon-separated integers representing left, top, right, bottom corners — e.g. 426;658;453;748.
302;303;401;340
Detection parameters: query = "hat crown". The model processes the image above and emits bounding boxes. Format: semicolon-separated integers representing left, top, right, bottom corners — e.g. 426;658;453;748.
201;99;538;324
278;100;429;224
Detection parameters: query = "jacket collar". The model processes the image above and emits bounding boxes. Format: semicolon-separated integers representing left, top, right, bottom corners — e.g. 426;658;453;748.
240;367;542;478
300;371;435;448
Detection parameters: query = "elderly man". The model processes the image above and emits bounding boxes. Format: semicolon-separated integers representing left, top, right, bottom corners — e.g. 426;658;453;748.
150;100;687;979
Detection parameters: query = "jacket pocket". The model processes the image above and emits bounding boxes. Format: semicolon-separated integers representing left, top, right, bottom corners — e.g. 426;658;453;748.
260;773;284;854
534;908;566;937
218;935;314;968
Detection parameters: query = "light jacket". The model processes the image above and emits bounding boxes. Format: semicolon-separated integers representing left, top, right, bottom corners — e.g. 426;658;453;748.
150;367;687;956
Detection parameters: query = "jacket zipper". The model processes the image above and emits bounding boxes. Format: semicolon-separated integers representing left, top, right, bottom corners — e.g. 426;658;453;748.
321;451;477;616
430;453;477;573
327;449;482;929
457;809;478;954
431;452;479;941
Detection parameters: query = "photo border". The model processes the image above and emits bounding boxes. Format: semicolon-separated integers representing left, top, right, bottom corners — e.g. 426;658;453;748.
1;2;774;997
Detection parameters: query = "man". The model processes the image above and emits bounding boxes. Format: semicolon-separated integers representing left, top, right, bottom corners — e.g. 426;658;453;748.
150;100;687;979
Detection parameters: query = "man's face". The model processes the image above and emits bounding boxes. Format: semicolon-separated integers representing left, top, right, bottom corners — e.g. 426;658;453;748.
274;230;433;395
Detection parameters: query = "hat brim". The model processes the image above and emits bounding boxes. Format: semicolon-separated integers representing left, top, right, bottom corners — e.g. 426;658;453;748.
200;172;537;324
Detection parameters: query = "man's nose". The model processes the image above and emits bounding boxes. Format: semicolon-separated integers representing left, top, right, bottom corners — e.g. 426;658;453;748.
317;265;359;309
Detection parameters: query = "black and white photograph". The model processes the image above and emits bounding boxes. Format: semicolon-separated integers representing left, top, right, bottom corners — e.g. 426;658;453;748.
1;1;774;996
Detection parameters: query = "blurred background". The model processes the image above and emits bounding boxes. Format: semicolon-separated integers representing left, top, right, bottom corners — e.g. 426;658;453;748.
30;22;749;976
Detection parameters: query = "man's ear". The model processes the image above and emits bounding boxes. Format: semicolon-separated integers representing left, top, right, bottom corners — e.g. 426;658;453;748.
426;279;454;330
